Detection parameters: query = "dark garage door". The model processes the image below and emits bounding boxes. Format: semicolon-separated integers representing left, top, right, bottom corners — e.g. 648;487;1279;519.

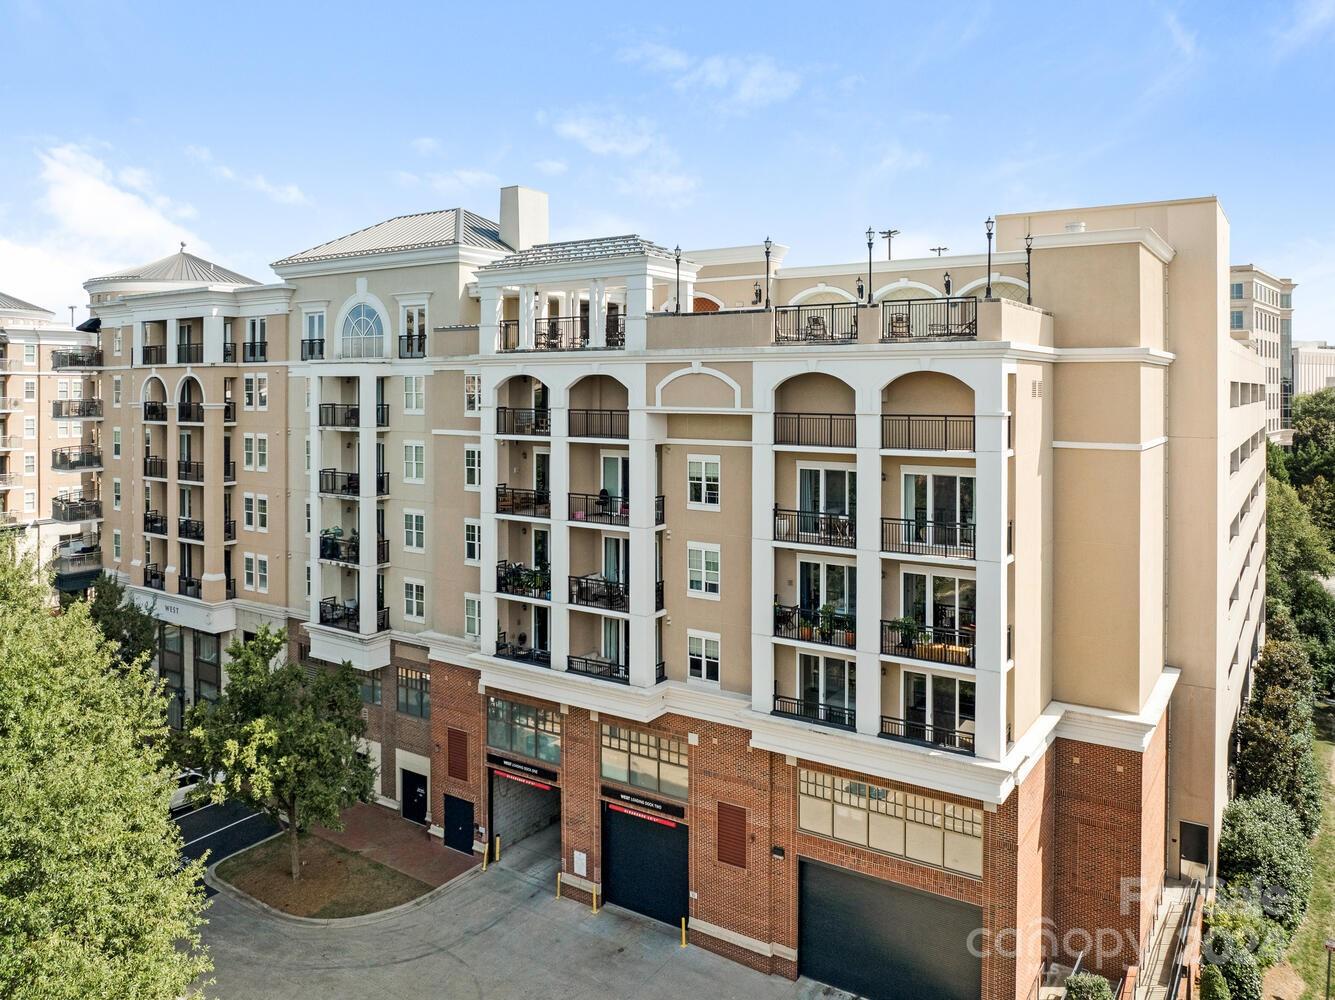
601;801;688;927
799;859;982;1000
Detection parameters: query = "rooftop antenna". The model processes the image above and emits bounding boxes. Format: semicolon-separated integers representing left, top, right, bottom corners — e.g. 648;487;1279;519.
879;229;901;260
68;306;76;326
931;246;949;256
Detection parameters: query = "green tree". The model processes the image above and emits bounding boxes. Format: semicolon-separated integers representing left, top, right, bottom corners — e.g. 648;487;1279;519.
1289;388;1335;486
1234;695;1323;838
1198;963;1231;1000
1267;439;1290;485
1217;794;1314;932
1063;972;1113;1000
1251;635;1314;703
1266;474;1333;609
84;572;157;670
188;626;375;880
0;538;210;998
1297;475;1335;547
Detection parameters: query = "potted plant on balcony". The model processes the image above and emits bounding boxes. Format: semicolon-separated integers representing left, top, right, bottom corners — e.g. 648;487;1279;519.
818;603;837;643
886;616;920;652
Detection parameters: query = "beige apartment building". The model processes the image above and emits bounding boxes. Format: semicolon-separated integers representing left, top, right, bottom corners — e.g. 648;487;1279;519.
81;191;1264;998
0;291;101;588
1229;263;1295;440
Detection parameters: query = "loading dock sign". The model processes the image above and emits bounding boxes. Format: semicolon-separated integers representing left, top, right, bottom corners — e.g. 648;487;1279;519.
493;769;552;792
486;753;559;784
608;802;679;829
601;785;686;820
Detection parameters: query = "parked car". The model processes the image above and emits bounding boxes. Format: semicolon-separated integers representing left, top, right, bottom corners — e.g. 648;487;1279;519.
170;769;205;812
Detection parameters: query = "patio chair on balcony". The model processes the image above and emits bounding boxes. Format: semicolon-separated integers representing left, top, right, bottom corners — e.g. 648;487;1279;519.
886;312;911;339
807;315;827;338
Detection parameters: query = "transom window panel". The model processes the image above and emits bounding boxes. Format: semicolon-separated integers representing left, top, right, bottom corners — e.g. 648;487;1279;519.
687;456;721;507
342;303;384;358
486;696;561;764
797;768;983;877
600;724;688;800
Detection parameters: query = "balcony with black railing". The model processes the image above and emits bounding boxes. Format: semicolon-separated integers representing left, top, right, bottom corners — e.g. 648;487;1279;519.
880;518;976;559
496;485;551;518
318;402;389;428
141;455;166;478
52;347;103;369
223;399;236;422
496;561;552;600
773;604;857;649
881;414;974;451
178;401;204;423
177;460;204;482
569;574;629;611
879;715;975;755
881;297;978;342
52;493;101;521
222;342;236;363
143;400;168;422
773;302;859;344
177;342;203;364
569;408;629;439
52;549;103;590
568;491;627;526
656;578;664;611
495;631;552;668
242;341;268;362
223;460;236;483
317;469;389;497
774;507;856;549
143;562;164;591
774;412;855;448
178;517;204;542
178;576;202;599
300;338;324;360
144;510;168;535
225;577;236;599
567;654;630;684
52;398;102;419
318;599;389;633
496;406;551;436
51;447;101;472
880;620;975;667
141;344;166;366
499;314;627;352
772;695;855;730
223;518;236;541
398;333;427;359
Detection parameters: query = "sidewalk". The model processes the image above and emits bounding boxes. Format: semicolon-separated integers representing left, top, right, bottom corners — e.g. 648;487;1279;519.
314;802;476;887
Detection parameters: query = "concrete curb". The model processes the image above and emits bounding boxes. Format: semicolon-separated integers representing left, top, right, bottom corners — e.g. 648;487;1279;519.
205;836;483;928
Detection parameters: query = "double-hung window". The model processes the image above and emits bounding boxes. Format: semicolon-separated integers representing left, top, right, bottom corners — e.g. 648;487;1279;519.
688;455;720;508
403;375;425;414
403;580;426;621
403;510;425;551
464;445;481;489
464;373;481;413
464;519;481;564
403;442;425;483
687;542;721;598
688;631;721;684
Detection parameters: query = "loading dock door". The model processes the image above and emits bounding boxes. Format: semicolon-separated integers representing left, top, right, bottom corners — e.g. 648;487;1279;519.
600;801;688;927
798;858;982;1000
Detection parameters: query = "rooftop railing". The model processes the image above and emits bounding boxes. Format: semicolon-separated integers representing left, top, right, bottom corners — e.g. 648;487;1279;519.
773;302;859;344
881;297;978;341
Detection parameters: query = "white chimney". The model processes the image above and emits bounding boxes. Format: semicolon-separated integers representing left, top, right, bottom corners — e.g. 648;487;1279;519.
1064;221;1087;234
500;186;549;252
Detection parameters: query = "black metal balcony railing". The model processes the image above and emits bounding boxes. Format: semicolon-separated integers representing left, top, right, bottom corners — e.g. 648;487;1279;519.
655;494;665;526
51;447;101;471
496;561;552;599
498;320;520;351
496;407;551;436
318;403;389;428
300;338;324;361
496;486;551;518
178;576;202;598
880;518;976;558
143;563;164;591
377;605;390;631
318;598;357;631
223;399;236;422
223;518;236;541
223;460;236;482
177;460;204;482
319;534;358;563
52;348;103;369
178;401;204;423
656;578;665;611
51;493;100;521
242;341;268;363
178;518;204;542
773;695;855;730
375;471;389;495
567;655;630;684
880;621;976;667
881;297;978;342
569;574;629;611
318;469;387;496
143;400;168;422
879;715;976;755
568;408;630;439
773;604;857;649
143;455;167;478
881;414;974;451
495;631;552;668
144;510;168;535
774;412;856;448
502;314;627;352
141;345;166;366
568;491;628;526
398;333;427;359
52;549;103;583
773;302;859;344
774;507;856;549
52;398;102;419
222;342;236;363
177;342;203;364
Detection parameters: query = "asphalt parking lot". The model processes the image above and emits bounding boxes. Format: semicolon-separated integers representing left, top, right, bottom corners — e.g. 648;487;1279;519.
174;799;279;894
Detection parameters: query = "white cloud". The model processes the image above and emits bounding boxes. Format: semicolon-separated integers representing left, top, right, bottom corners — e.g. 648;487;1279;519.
1273;0;1335;53
614;169;699;209
535;158;568;176
410;136;441;155
1163;11;1199;60
183;144;309;205
617;41;691;73
618;43;800;114
554;113;664;157
427;168;500;196
0;144;208;321
551;109;699;207
875;144;929;175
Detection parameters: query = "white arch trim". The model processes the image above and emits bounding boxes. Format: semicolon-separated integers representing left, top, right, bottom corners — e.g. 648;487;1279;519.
174;373;205;404
872;279;943;301
786;282;859;305
653;362;742;409
331;277;394;360
139;375;167;404
954;275;1028;298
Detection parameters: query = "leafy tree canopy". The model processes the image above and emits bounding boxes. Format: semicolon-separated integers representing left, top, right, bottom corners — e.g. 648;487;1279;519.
84;572;157;671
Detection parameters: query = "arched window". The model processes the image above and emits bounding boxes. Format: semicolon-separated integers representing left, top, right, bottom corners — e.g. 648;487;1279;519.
341;303;384;358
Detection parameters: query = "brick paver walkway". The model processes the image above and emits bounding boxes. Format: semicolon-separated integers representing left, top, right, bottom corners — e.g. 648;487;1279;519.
314;802;475;887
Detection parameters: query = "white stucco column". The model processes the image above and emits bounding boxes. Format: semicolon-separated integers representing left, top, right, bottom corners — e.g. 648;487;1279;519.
625;274;651;351
626;410;662;686
548;384;570;670
308;376;322;624
680;278;695;314
132;320;144;360
854;402;883;736
750;388;777;714
479;374;500;656
203;313;225;365
165;317;179;366
971;369;1010;761
518;285;535;350
356;374;379;634
589;280;607;348
480;286;502;354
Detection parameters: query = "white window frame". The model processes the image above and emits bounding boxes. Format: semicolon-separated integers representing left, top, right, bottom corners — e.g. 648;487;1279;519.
23;378;36;401
23;345;36;365
243;434;255;470
403;578;426;622
256;494;269;532
464;594;481;640
112;376;122;406
304;310;325;341
400;301;428;348
256;554;269;593
403;509;426;552
111;427;122;459
255;433;268;472
112;529;122;561
687;629;721;685
113;329;122;355
403;441;425;484
687;541;721;600
23;453;35;475
464;518;481;564
464;445;481;490
687;454;721;510
464;373;482;413
243;492;255;530
24;489;36;512
23;417;35;439
243;552;256;590
112;478;122;510
403;375;425;415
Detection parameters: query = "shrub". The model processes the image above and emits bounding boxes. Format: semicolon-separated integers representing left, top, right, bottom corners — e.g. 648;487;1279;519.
1203;886;1287;969
1063;972;1113;1000
1234;686;1323;837
1217;947;1263;1000
1198;964;1230;1000
1251;637;1314;704
1217;794;1314;932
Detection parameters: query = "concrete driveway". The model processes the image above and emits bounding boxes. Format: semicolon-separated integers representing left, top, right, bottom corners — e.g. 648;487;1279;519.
202;830;847;1000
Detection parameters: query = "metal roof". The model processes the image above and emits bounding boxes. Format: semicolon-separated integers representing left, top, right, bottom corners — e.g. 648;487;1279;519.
90;249;260;286
0;291;53;315
273;208;511;266
480;235;681;271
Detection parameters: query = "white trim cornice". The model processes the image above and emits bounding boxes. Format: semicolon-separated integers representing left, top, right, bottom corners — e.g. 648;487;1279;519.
1052;436;1168;452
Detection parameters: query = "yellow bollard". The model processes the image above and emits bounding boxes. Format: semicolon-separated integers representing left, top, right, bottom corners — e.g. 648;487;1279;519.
680;917;687;948
494;835;501;862
480;839;489;872
591;886;599;914
556;872;562;898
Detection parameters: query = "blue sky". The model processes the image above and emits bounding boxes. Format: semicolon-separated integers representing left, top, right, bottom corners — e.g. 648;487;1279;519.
2;0;1334;330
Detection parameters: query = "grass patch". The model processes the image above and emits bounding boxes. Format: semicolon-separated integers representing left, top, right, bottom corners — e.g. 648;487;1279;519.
1282;703;1335;999
216;832;433;918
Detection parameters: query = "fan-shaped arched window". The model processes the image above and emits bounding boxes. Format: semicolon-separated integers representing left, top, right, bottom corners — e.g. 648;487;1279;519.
341;303;384;358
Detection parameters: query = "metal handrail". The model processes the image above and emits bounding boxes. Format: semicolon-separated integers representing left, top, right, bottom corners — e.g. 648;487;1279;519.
881;414;974;450
774;506;856;548
772;695;855;729
774;411;855;448
881;297;978;341
773;302;859;343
